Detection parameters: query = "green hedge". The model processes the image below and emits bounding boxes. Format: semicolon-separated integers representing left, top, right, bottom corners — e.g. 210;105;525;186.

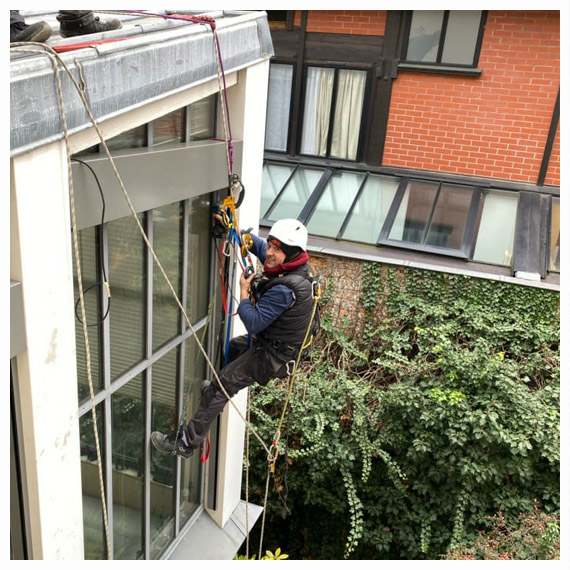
243;264;560;560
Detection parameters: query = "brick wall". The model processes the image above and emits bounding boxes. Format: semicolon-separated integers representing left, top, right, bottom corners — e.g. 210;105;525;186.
293;10;386;35
383;10;560;185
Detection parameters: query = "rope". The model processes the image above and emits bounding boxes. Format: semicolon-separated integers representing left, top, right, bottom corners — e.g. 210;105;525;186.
12;20;320;557
245;390;251;559
258;466;272;560
268;290;321;472
14;42;273;457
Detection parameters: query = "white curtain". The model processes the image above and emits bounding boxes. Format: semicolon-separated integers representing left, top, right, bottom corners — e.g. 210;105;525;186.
301;67;334;156
330;70;366;160
264;64;293;151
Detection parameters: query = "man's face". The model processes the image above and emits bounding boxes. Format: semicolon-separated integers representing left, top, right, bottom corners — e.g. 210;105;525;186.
265;240;287;269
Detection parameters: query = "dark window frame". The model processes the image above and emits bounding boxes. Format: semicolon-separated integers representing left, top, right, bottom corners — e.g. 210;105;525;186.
400;10;487;74
260;160;564;277
74;191;222;559
377;178;483;259
297;63;372;163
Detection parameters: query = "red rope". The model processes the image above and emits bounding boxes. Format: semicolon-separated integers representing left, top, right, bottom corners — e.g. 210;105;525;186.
200;433;210;462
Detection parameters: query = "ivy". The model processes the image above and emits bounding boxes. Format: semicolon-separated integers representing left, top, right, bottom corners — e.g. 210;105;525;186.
243;265;559;560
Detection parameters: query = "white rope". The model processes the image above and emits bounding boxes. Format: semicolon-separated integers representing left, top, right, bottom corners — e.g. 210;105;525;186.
11;42;113;559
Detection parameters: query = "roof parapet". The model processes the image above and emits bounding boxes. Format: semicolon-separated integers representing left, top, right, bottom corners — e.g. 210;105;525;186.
10;10;274;157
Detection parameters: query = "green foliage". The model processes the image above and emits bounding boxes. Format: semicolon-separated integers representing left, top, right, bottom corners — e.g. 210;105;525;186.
444;503;560;560
244;264;559;560
234;548;289;560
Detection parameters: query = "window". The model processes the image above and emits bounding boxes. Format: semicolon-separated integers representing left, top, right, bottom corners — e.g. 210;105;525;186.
75;194;217;559
300;66;368;161
472;190;518;266
264;63;294;152
261;163;323;221
78;96;217;154
402;10;485;68
153;108;185;147
261;162;525;269
379;179;482;258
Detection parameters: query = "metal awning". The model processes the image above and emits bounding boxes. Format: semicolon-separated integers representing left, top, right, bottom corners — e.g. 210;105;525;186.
10;10;273;157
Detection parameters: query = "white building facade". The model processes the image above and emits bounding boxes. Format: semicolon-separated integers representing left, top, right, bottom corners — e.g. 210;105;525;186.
10;10;273;560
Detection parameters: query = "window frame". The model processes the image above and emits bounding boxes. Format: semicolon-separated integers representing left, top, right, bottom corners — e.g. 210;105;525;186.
297;63;372;163
260;160;557;272
400;10;487;74
377;177;483;259
75;193;221;560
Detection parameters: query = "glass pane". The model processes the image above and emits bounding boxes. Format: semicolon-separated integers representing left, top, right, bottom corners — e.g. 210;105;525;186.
300;67;335;156
441;11;482;65
153;108;185;147
261;163;296;218
265;63;293;152
389;180;439;243
266;167;324;221
187;195;212;323
150;348;179;559
425;184;472;249
80;405;107;560
153;203;183;351
179;333;207;526
73;226;103;402
108;214;146;380
472;190;518;266
306;171;366;238
343;175;401;243
406;11;444;62
107;125;146;151
189;95;215;141
549;197;560;272
330;69;367;160
112;375;144;560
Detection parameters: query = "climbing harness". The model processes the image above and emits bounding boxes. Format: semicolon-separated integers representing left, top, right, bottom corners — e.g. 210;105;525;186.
11;11;321;559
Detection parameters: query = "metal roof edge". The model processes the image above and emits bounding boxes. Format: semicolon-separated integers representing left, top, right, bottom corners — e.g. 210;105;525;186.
10;11;274;157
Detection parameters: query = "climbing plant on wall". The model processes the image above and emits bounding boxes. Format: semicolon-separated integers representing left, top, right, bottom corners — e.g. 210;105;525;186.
243;263;560;560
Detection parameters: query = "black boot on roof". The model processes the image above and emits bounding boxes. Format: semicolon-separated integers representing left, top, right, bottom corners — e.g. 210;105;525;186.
57;11;122;38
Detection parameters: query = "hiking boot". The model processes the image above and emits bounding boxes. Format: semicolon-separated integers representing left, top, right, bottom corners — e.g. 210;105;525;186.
57;11;122;38
151;431;194;459
10;20;52;43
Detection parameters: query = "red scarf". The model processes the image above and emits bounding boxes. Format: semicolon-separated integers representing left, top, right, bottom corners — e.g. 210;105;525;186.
263;251;310;275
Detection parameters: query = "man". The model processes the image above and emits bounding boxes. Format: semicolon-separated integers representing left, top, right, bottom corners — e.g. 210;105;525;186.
151;218;318;458
10;10;121;43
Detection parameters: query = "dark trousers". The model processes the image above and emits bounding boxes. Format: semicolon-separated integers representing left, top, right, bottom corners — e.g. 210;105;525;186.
184;334;291;448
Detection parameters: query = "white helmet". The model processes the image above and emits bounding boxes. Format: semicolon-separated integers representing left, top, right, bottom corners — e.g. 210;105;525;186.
268;218;308;252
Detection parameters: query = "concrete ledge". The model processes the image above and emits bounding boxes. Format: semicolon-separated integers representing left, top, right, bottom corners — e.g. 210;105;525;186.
166;501;263;560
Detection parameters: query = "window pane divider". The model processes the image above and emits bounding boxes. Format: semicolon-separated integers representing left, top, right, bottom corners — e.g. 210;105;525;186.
336;172;370;240
325;69;340;158
461;186;482;258
144;210;153;559
298;168;334;225
377;177;409;242
104;396;114;559
263;164;299;220
174;199;190;536
101;224;113;559
421;182;443;245
436;11;450;64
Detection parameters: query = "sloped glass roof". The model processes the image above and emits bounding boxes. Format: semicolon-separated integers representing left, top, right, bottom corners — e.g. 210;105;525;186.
261;160;519;267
